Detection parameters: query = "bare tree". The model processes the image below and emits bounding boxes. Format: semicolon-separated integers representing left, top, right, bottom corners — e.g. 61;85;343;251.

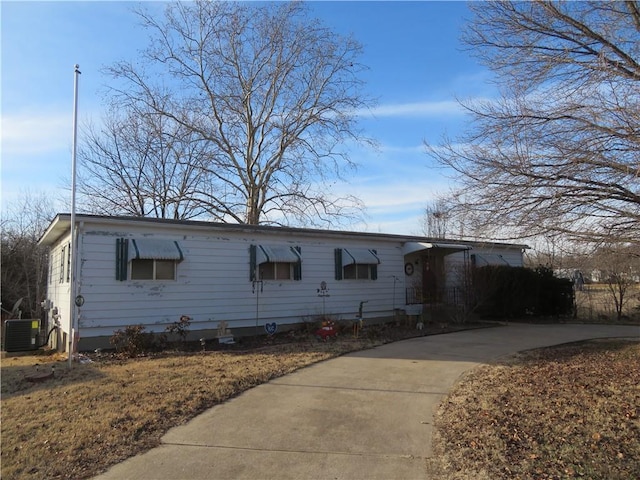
422;198;451;239
78;103;212;220
100;1;370;226
427;1;640;245
421;194;491;241
585;244;639;321
1;191;55;319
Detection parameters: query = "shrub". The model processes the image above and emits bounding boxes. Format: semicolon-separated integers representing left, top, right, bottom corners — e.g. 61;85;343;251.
533;266;574;316
165;315;192;344
110;324;155;357
472;265;574;319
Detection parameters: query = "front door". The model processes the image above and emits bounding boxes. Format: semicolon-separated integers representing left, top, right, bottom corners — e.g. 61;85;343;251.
422;252;444;303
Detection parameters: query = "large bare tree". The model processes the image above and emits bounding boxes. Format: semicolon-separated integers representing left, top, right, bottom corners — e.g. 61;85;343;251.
427;1;640;245
78;103;212;220
98;0;369;226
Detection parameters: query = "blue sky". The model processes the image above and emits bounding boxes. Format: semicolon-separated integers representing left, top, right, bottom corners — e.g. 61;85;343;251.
1;1;493;234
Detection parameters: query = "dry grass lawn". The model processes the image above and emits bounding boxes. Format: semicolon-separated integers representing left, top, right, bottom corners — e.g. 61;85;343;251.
429;338;640;480
3;325;638;480
2;323;454;480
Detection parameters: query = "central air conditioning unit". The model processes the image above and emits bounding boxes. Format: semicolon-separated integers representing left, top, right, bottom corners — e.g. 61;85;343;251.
3;319;40;352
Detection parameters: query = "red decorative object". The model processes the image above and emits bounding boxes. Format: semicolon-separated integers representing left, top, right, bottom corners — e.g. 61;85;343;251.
315;321;338;341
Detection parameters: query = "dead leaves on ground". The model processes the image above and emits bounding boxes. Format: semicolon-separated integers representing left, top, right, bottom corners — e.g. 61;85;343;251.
432;339;640;480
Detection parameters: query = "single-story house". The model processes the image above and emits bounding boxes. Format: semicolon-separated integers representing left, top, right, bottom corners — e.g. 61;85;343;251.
38;214;527;351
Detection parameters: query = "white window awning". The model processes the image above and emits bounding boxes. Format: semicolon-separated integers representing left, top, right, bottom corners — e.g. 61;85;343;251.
472;253;512;266
257;245;301;264
129;238;184;261
402;242;471;256
342;248;380;266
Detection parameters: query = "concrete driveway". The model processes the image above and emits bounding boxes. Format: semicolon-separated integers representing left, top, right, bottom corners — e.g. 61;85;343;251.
94;323;638;480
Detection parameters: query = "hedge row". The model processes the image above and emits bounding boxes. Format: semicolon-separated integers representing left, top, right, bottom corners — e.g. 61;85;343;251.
472;265;574;318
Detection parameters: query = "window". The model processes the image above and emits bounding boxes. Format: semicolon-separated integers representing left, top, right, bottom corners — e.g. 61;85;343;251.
131;259;176;280
259;262;292;280
116;238;184;281
344;263;373;280
335;248;380;280
250;245;302;281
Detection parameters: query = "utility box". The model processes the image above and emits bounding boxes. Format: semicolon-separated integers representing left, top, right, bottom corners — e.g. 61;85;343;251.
3;319;40;352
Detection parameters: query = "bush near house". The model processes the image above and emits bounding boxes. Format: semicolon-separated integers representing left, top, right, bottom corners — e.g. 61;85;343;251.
473;266;574;319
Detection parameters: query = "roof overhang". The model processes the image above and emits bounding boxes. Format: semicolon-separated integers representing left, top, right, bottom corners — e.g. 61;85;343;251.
38;215;72;246
402;242;471;256
37;213;530;252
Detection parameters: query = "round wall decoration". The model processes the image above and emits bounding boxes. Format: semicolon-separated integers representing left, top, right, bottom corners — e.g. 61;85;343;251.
404;262;414;276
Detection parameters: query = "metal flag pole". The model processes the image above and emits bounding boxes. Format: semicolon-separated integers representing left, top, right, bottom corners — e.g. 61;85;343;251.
68;64;81;369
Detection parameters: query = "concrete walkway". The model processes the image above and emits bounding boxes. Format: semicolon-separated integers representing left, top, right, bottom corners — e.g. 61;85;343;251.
94;323;638;480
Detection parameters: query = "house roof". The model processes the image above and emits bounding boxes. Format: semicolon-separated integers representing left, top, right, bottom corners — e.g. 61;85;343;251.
38;213;530;250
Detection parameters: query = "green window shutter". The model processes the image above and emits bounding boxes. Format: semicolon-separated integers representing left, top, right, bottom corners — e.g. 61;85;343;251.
293;246;302;281
334;248;343;280
60;245;66;283
115;238;129;281
371;249;378;280
249;245;257;281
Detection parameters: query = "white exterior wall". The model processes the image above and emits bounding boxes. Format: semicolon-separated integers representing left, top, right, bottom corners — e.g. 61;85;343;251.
71;223;406;341
40;215;526;349
45;233;72;346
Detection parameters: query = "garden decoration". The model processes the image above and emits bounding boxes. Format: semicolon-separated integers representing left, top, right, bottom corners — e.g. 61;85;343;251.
315;319;338;341
216;320;235;344
264;322;278;336
353;300;368;338
317;281;330;317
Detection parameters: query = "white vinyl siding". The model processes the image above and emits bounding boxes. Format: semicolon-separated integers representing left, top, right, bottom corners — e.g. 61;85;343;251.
39;215;524;345
68;228;401;338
